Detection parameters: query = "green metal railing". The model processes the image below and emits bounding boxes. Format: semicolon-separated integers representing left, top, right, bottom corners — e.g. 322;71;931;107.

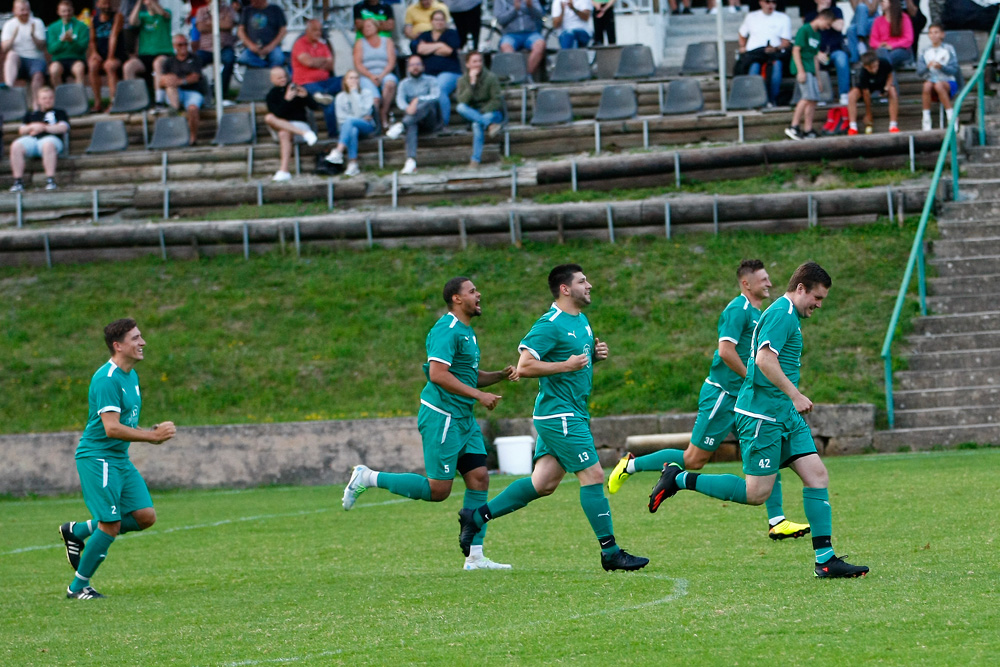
881;14;1000;429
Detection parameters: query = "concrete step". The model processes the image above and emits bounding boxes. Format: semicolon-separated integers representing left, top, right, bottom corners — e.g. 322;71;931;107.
912;310;1000;335
929;274;1000;296
932;236;1000;258
894;366;1000;390
892;405;1000;429
963;163;1000;179
930;254;1000;275
944;180;1000;200
905;346;1000;371
936;223;1000;240
873;423;1000;450
907;328;1000;352
893;384;1000;411
965;146;1000;162
938;199;1000;221
926;294;1000;314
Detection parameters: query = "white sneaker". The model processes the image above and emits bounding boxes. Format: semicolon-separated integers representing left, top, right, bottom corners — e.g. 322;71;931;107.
303;130;318;146
839;93;849;106
344;161;360;176
922;117;932;131
342;465;371;510
708;7;718;14
463;555;513;570
726;5;738;13
385;122;404;140
312;92;334;106
326;147;344;164
272;170;291;182
401;158;417;175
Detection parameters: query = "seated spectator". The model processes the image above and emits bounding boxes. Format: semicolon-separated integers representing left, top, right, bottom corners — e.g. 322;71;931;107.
707;0;742;14
846;51;898;135
918;23;960;131
668;0;693;15
404;0;451;40
161;35;204;145
385;55;441;175
291;19;341;139
88;0;126;113
411;10;462;125
785;9;835;140
194;0;238;99
804;0;849;107
2;0;48;109
870;0;913;70
736;0;792;107
47;0;89;88
494;0;546;77
117;0;141;66
592;0;616;46
455;51;503;168
354;18;398;129
846;0;878;62
123;0;173;106
9;86;70;193
325;70;377;176
353;0;396;40
264;66;320;182
238;0;287;69
552;0;592;50
447;0;484;50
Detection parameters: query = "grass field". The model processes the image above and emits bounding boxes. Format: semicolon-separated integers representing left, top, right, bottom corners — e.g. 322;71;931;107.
3;449;998;666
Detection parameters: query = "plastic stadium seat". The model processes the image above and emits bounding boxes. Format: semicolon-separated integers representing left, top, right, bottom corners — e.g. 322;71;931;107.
490;52;529;84
0;87;28;121
593;46;623;79
530;88;573;125
661;79;704;115
213;112;254;146
109;79;150;113
682;42;718;75
727;75;768;110
944;30;980;64
236;67;274;103
595;85;637;120
86;120;129;153
148;115;191;150
790;70;834;105
549;49;592;83
54;83;89;117
614;45;655;79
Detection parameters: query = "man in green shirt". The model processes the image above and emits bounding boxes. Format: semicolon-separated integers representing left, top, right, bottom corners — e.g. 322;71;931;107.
649;262;869;579
342;277;519;571
59;318;176;599
458;264;649;572
785;9;835;140
122;0;173;105
47;0;89;87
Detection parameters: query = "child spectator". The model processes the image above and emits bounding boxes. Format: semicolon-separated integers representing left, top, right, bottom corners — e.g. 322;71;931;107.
785;9;835;140
917;23;960;132
846;51;898;135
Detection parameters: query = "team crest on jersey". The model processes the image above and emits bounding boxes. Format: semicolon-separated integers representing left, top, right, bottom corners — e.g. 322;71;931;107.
583;344;592;364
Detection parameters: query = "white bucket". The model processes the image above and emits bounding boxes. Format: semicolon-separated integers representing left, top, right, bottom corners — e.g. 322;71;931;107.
494;436;535;475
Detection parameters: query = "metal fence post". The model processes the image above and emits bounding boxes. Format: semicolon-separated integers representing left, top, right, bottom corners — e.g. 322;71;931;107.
664;201;671;239
606;204;615;243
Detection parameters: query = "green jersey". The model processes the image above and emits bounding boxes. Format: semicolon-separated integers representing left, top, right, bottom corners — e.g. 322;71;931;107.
707;294;761;395
76;360;142;460
420;312;480;416
519;304;595;420
792;23;822;75
735;295;803;421
47;18;89;61
137;9;173;57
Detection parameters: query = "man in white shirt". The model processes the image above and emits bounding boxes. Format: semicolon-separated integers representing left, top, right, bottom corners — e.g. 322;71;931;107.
552;0;592;49
737;0;792;106
2;0;48;108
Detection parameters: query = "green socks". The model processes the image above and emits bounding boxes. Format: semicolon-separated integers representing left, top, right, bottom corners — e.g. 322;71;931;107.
765;471;785;524
803;487;834;563
375;472;432;501
71;520;94;540
689;473;749;504
633;448;684;473
463;489;488;546
69;528;115;592
476;476;541;528
579;483;618;554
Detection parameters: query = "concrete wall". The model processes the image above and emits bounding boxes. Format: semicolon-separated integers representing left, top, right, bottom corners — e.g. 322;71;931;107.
0;405;874;496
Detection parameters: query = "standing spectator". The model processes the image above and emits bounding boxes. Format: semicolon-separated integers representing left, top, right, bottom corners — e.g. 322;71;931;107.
2;1;48;108
494;0;546;77
846;51;898;135
354;18;398;129
194;0;238;99
552;0;592;50
785;9;836;140
455;51;503;168
386;55;441;175
353;0;396;40
9;86;70;193
869;0;913;69
264;66;320;182
736;0;792;107
161;35;204;145
918;23;960;131
325;70;377;176
411;10;462;125
804;0;849;106
123;0;173;106
291;19;341;140
846;0;878;63
404;0;451;40
237;0;288;69
117;0;142;64
903;0;927;61
47;0;90;88
88;0;126;112
592;0;616;46
447;0;483;50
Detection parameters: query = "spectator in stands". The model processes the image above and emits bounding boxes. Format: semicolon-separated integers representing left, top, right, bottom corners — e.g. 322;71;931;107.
668;0;693;15
354;18;398;129
404;0;451;40
411;10;462;125
494;0;546;77
447;0;483;50
161;35;204;145
291;19;341;140
385;55;441;175
2;0;48;109
918;23;960;132
846;0;878;63
736;0;792;107
265;66;320;182
47;0;89;89
194;0;238;99
869;0;913;69
846;50;898;135
785;9;835;140
354;0;396;40
552;0;592;49
325;70;377;176
903;1;927;61
455;51;503;168
238;0;288;69
88;0;125;113
9;86;70;193
803;0;849;107
592;0;616;46
123;0;173;107
707;0;742;14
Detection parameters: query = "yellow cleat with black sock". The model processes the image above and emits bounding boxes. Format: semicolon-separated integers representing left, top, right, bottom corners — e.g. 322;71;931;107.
768;519;811;540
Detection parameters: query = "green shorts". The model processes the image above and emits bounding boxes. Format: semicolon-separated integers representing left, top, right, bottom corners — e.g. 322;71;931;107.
418;402;486;480
77;456;153;523
735;405;817;476
690;381;737;453
532;415;598;473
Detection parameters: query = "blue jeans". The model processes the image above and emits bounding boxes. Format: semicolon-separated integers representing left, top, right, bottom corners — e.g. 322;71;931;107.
197;47;236;97
456;103;502;163
877;47;913;70
828;49;850;98
558;29;591;49
238;48;285;69
303;77;343;138
339;118;376;159
434;71;461;125
846;4;876;63
749;59;782;106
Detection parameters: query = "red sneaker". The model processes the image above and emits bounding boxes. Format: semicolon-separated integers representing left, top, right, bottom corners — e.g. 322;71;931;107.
847;127;859;136
889;126;900;133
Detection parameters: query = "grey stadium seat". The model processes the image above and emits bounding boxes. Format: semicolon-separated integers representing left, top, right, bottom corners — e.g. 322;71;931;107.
944;30;980;64
593;46;623;79
213;112;254;146
236;67;274;103
727;75;768;110
109;79;151;146
490;52;529;84
530;88;573;125
595;85;637;121
614;45;655;79
682;42;718;75
55;83;89;117
661;79;704;115
86;120;129;153
549;49;592;83
148;115;190;150
0;87;28;121
790;70;834;105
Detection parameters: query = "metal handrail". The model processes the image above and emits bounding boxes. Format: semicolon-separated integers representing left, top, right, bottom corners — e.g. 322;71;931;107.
880;13;1000;429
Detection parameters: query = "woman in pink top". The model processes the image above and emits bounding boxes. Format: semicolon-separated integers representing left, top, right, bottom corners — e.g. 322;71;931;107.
870;0;913;69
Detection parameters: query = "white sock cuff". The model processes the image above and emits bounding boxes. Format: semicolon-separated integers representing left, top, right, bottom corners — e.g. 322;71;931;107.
769;515;785;527
625;459;636;474
469;545;484;558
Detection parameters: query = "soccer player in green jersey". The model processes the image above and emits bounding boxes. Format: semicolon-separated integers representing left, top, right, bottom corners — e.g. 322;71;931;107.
609;259;810;541
458;264;649;571
648;262;869;578
342;277;519;570
59;318;177;599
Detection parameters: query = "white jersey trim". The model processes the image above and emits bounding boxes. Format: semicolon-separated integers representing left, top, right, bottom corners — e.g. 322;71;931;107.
106;359;118;377
420;399;453;444
734;407;776;422
427;356;452;367
518;344;540;361
707;389;728;420
786;300;794;315
718;336;738;344
448;313;459;329
547;303;563;322
97;406;122;415
533;412;575;419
